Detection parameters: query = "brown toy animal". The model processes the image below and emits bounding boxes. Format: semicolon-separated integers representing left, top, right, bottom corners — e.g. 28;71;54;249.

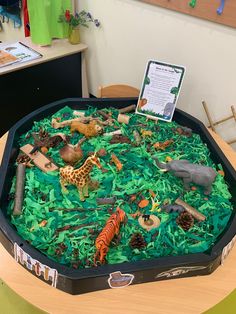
70;120;103;138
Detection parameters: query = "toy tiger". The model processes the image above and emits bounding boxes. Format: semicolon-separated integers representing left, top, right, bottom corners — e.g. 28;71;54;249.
94;207;126;265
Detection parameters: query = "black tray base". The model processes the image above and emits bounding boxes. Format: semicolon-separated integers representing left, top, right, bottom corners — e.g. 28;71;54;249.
0;98;235;295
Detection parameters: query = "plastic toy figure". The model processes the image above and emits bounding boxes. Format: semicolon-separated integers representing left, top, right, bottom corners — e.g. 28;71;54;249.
59;153;102;201
154;157;217;194
94;207;126;265
70;120;103;138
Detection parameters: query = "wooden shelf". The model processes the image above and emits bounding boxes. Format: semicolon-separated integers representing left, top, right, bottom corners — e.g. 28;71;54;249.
0;37;87;75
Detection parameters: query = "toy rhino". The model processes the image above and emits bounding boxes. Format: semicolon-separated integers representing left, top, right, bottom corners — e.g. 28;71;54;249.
154;157;217;195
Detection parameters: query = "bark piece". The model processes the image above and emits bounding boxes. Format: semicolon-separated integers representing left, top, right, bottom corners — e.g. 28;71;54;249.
119;104;136;113
96;197;117;205
20;144;58;172
13;164;26;216
175;198;206;221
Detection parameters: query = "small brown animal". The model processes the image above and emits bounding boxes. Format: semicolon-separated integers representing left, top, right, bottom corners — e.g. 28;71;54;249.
70;120;103;138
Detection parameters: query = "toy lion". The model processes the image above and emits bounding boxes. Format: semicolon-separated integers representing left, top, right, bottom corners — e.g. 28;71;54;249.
70;120;103;138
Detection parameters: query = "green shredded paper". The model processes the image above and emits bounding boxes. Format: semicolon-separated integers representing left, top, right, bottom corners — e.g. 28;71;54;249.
8;105;233;269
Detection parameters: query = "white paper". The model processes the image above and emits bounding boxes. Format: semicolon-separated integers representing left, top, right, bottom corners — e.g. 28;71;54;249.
0;41;42;64
136;60;185;122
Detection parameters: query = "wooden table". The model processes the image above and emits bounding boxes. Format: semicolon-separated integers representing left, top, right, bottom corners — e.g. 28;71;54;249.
0;38;88;136
0;131;235;314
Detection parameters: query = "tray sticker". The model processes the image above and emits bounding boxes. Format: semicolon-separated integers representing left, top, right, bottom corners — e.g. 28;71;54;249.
155;266;207;279
14;243;58;287
221;235;236;265
108;271;134;288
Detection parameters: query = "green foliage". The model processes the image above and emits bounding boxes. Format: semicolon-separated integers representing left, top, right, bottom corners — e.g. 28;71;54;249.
58;9;100;29
8;105;233;269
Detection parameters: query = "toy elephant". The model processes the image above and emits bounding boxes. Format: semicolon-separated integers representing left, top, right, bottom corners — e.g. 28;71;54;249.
154;157;217;195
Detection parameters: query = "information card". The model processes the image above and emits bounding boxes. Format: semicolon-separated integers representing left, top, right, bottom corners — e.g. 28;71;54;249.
136;60;185;122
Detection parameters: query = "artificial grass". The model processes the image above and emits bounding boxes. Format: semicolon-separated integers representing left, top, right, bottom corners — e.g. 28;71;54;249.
8;105;233;269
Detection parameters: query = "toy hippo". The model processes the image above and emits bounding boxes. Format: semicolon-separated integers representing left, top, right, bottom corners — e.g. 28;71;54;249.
154;157;217;195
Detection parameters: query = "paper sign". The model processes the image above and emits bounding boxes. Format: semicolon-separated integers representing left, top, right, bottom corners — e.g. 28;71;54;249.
136;60;185;122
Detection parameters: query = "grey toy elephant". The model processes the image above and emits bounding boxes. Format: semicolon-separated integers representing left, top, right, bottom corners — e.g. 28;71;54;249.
154;157;217;195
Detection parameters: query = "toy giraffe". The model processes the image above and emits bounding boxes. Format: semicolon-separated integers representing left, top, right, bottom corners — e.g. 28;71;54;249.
59;153;102;201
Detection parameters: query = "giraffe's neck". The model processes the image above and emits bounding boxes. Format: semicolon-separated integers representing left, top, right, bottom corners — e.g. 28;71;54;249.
76;159;93;177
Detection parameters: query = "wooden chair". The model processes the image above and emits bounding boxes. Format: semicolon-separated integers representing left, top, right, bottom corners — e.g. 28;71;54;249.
97;84;140;98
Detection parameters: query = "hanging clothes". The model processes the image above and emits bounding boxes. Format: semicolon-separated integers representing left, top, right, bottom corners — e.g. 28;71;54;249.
27;0;72;46
0;0;19;5
22;0;30;37
0;0;22;28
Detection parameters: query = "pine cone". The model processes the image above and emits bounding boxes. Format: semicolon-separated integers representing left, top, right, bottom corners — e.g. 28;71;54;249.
176;211;194;231
129;232;147;249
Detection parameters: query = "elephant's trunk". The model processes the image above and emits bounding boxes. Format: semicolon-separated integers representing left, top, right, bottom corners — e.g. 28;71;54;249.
153;157;168;170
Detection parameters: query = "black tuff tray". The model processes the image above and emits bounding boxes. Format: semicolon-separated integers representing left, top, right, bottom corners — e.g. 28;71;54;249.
0;98;235;295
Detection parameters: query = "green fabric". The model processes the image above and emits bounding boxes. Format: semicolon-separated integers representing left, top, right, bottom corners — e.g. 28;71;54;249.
27;0;72;45
0;279;46;314
8;106;234;269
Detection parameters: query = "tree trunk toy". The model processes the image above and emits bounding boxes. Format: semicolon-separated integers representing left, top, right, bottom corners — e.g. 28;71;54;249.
119;104;136;114
117;113;130;124
138;214;161;231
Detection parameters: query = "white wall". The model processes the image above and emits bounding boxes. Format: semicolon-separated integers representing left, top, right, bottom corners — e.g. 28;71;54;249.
0;21;24;42
78;0;236;149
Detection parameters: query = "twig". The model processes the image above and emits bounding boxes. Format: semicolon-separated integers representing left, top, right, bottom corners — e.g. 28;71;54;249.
97;110;111;120
96;197;117;205
49;207;105;212
133;130;142;145
55;223;97;234
175;198;206;221
13;164;26;216
119;104;136;113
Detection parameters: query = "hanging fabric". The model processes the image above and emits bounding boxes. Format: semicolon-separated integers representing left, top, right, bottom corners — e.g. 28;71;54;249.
22;0;29;36
27;0;72;46
0;0;22;28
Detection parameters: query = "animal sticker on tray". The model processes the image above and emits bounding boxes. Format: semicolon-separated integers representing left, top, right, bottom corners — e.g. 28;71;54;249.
108;271;134;288
136;60;185;122
14;243;58;287
221;234;236;265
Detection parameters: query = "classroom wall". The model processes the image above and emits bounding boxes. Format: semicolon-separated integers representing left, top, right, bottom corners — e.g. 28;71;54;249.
78;0;236;149
0;18;24;42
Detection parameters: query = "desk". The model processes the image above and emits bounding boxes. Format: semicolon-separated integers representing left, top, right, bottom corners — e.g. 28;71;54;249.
0;38;88;136
0;130;235;313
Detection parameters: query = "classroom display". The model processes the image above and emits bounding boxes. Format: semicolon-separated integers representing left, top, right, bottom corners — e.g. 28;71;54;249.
141;0;236;29
136;60;185;122
0;98;236;295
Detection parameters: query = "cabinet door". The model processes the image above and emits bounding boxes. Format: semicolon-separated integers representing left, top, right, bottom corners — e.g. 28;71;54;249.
0;53;82;135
